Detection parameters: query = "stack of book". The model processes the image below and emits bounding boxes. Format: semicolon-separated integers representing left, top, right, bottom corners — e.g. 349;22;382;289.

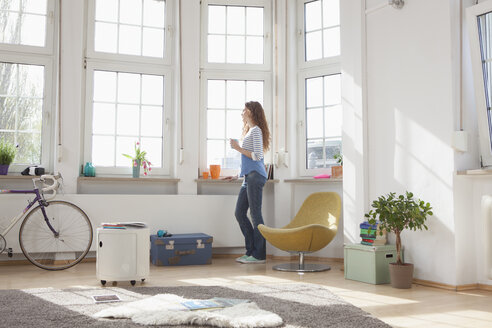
360;221;386;246
101;222;147;229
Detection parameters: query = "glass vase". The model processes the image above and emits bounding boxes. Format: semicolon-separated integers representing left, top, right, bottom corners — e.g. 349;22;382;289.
132;160;141;178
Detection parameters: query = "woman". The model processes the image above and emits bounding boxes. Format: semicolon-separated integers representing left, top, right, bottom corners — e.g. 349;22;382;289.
229;101;270;264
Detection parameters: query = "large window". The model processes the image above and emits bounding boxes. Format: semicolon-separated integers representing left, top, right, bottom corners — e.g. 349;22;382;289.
298;0;341;175
200;0;272;176
0;0;56;172
85;0;174;175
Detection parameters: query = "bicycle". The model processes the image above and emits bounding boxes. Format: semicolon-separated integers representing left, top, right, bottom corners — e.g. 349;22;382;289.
0;173;93;270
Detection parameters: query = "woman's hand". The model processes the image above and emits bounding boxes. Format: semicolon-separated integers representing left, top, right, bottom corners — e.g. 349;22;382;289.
230;138;240;151
221;175;238;181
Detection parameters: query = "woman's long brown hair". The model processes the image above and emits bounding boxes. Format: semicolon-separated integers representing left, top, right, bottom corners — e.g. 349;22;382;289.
242;101;270;151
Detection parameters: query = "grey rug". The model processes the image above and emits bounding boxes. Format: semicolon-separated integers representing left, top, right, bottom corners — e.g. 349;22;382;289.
0;283;391;328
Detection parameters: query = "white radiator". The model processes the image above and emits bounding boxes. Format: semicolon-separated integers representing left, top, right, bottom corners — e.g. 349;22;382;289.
481;195;492;279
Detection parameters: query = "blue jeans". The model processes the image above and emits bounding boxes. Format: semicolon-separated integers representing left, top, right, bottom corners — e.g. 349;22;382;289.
234;170;267;260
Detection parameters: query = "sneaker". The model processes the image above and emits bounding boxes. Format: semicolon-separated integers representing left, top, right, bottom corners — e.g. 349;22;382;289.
235;255;249;263
239;256;266;264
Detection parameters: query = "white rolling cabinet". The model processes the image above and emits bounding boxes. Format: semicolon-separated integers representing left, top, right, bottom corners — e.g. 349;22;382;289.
96;227;150;286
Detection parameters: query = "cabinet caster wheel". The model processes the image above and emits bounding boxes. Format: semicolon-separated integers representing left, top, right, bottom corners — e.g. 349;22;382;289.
130;280;136;286
141;279;145;282
101;280;106;286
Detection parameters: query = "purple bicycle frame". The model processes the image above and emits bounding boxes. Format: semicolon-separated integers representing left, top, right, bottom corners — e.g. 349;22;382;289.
0;188;58;236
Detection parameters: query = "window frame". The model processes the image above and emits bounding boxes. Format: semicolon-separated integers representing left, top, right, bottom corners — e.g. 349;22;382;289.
467;1;492;167
199;70;272;177
297;64;341;177
0;0;57;173
83;61;174;176
86;0;175;66
200;0;272;72
296;0;340;70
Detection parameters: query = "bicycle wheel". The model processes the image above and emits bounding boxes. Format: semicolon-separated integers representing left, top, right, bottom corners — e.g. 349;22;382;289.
0;234;5;254
19;201;93;270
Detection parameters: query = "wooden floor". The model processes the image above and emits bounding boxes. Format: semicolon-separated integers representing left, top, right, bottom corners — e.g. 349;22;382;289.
1;258;491;328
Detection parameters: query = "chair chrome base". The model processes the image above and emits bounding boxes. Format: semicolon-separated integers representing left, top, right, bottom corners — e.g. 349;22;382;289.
273;263;331;272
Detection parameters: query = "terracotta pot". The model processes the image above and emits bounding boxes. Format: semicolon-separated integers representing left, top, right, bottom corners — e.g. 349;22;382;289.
389;262;414;289
210;165;221;179
331;165;343;178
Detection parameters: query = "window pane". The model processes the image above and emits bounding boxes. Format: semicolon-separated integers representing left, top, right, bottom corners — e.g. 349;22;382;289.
92;135;115;166
95;22;118;53
120;0;142;25
0;63;44;165
246;36;263;64
323;27;340;58
143;28;164;57
20;14;45;46
141;106;163;137
0;1;47;47
207;110;225;139
141;75;163;105
323;0;339;28
306;31;322;61
306;77;323;108
141;137;162;167
209;5;225;34
226;80;245;109
306;108;323;139
143;0;165;28
117;104;139;135
324;74;341;105
324;105;342;137
93;103;116;134
207;140;225;166
305;0;322;32
119;25;141;56
227;6;245;35
95;0;118;22
24;0;47;14
94;71;117;102
116;136;135;166
307;139;324;169
227;35;245;63
325;139;342;162
208;35;226;63
207;80;225;108
226;110;242;139
246;7;263;36
118;72;140;104
246;81;263;104
225;146;241;170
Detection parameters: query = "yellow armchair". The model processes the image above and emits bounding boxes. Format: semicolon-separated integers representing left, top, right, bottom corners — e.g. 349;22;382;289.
258;192;341;272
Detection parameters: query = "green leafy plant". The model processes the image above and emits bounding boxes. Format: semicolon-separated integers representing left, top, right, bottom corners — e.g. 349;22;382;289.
333;150;343;165
365;191;432;265
0;139;17;165
122;141;152;176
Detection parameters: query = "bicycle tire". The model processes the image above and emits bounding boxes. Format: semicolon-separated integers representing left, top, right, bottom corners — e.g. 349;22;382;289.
19;201;93;270
0;234;5;254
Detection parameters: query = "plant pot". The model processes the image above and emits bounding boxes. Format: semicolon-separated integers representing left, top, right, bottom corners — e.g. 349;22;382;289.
389;262;414;289
331;165;343;178
0;164;9;175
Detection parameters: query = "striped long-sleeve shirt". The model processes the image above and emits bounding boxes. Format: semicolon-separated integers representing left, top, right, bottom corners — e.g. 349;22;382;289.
240;126;267;178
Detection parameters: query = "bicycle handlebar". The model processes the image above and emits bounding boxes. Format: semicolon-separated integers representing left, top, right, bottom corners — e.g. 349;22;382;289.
34;173;62;200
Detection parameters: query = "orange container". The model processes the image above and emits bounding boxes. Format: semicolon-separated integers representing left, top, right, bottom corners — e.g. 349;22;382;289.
210;165;221;179
202;172;209;179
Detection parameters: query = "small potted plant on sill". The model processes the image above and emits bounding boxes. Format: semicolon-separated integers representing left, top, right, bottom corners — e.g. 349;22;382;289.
122;142;151;178
365;191;432;289
0;139;17;175
331;150;343;178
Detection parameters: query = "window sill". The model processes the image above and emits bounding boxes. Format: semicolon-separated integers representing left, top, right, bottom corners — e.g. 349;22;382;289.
0;174;35;180
456;169;492;176
284;178;343;183
196;178;279;184
77;176;180;183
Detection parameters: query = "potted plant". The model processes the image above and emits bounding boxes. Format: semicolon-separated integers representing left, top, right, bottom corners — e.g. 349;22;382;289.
0;139;17;175
365;191;432;288
332;150;343;178
122;142;152;178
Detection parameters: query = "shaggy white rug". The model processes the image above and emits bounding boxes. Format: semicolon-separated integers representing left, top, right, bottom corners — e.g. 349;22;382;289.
93;293;283;328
